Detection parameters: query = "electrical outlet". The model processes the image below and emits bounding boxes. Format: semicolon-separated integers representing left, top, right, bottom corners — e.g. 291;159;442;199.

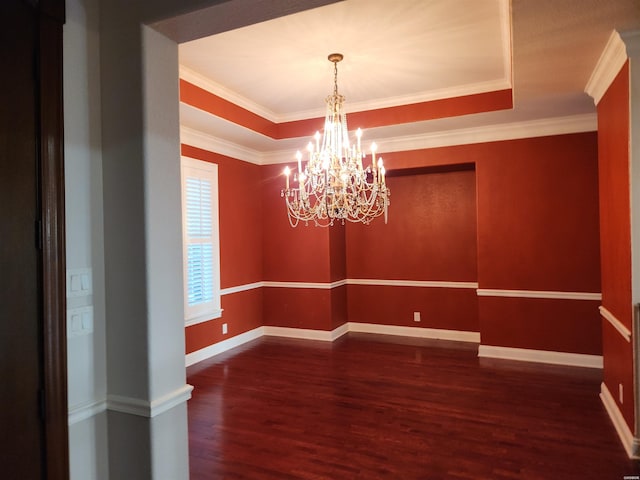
619;383;624;404
222;323;228;335
413;312;421;322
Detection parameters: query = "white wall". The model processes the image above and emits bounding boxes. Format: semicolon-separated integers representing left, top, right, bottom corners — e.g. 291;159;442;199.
64;0;108;478
63;0;337;477
624;32;640;438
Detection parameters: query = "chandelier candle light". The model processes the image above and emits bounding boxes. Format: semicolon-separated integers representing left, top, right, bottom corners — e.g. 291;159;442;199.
281;53;390;227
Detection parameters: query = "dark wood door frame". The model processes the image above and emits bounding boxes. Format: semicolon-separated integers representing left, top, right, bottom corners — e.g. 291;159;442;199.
38;0;68;478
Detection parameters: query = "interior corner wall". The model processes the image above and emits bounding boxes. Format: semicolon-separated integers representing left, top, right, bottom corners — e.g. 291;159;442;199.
476;133;602;355
329;224;348;329
597;60;634;428
181;145;264;354
261;163;336;331
345;167;479;332
261;162;331;283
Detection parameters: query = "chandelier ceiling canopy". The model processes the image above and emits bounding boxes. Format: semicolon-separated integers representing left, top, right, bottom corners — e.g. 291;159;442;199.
281;53;391;227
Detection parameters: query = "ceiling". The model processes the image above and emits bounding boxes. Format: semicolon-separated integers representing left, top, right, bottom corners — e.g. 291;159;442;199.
176;0;640;163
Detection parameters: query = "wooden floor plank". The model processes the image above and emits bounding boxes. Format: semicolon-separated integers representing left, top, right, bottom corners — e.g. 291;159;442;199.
187;333;640;479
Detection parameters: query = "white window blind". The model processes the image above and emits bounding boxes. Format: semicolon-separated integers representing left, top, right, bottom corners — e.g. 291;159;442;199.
181;157;222;325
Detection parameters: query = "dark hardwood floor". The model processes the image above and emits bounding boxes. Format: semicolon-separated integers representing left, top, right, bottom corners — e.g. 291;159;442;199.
187;333;640;479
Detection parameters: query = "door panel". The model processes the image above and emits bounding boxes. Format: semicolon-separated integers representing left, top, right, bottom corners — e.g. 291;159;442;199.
0;1;45;478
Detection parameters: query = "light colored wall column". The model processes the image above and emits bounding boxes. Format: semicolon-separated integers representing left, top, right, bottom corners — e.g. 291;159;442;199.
99;6;191;478
64;0;108;477
622;30;640;445
142;24;192;479
98;1;338;477
625;32;640;315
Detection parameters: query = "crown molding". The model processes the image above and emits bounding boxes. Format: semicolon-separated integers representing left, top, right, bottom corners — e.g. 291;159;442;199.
281;79;513;123
187;113;597;165
180;65;512;124
374;114;597;155
180;126;263;164
180;65;279;122
585;30;628;105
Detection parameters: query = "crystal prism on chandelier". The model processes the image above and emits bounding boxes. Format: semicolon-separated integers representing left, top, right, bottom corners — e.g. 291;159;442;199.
281;53;390;227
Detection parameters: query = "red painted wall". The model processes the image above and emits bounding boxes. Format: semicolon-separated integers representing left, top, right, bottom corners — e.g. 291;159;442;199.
476;134;601;292
330;286;348;330
348;285;478;331
345;167;479;332
184;133;602;363
329;225;348;329
329;223;346;282
180;80;277;138
347;168;477;282
186;289;263;352
181;145;264;354
263;288;333;330
479;297;601;354
597;61;633;428
476;133;601;354
180;79;512;139
182;74;602;358
598;62;632;327
261;162;336;331
261;162;331;283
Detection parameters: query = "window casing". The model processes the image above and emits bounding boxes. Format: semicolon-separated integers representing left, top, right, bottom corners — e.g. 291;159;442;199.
180;156;222;326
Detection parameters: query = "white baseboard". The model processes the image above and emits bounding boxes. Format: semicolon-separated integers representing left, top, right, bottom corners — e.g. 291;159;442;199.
478;345;603;368
186;323;479;366
600;382;640;458
186;327;264;367
331;322;350;340
186;325;603;372
263;324;348;341
347;322;480;343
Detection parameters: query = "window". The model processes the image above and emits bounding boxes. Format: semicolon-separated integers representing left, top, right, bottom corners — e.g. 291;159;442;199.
180;157;222;326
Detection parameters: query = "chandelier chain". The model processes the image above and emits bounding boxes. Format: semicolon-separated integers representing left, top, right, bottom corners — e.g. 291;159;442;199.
333;59;339;97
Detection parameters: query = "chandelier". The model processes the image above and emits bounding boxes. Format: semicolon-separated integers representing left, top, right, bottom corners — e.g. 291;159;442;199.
281;53;390;227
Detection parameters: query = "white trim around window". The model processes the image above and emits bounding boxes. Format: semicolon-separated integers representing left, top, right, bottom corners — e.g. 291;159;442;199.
180;156;222;326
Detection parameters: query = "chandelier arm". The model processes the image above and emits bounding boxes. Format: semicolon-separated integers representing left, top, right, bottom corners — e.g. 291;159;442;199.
280;53;391;227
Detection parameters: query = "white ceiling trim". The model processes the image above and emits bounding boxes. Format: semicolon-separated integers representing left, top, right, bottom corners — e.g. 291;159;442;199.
181;114;596;166
309;78;513;122
179;65;277;123
259;113;597;164
180;126;263;165
372;114;597;155
180;66;512;125
585;30;627;105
